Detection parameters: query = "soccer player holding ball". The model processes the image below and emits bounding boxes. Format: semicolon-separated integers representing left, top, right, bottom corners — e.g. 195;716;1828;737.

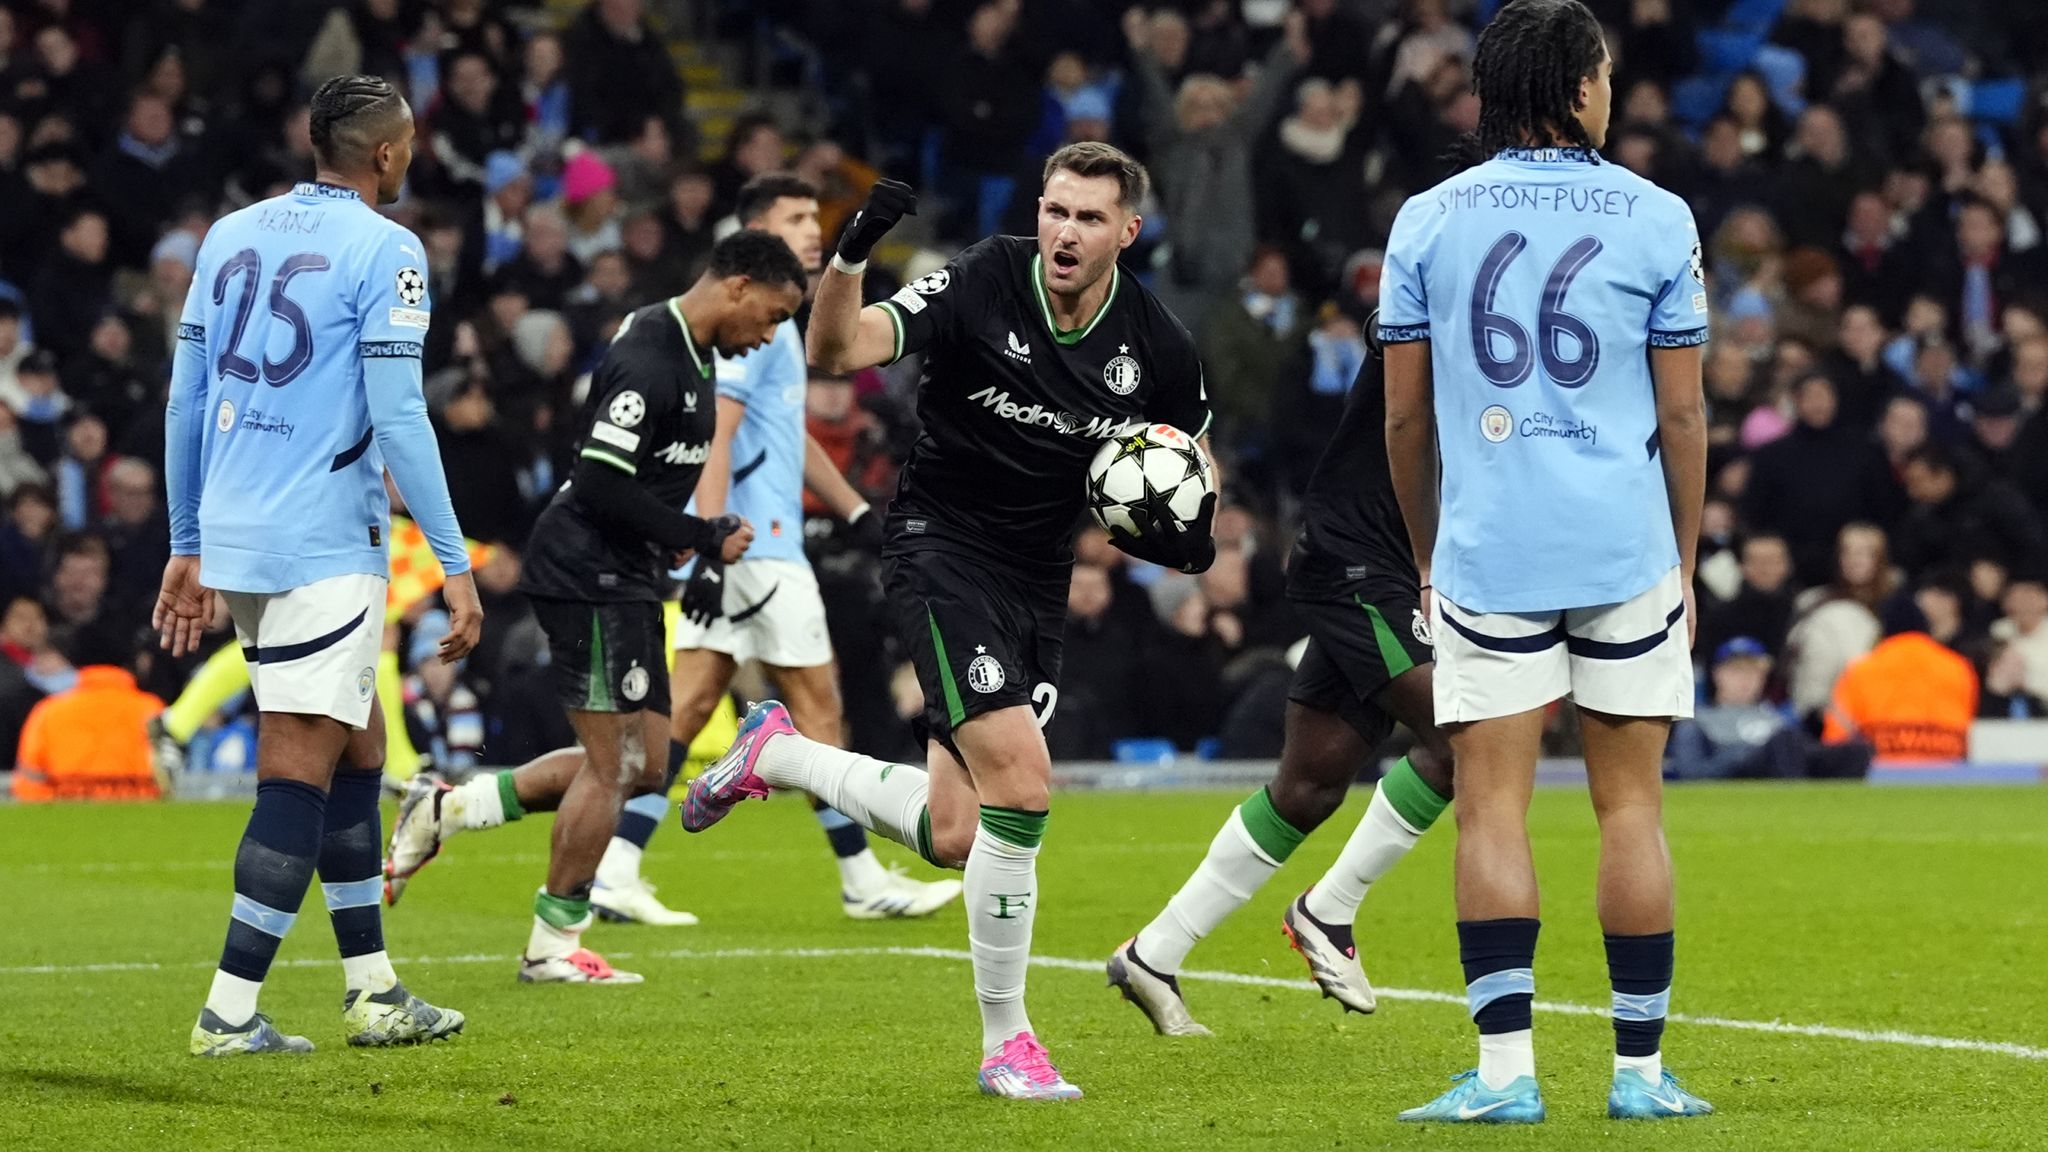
684;143;1213;1099
1381;0;1713;1123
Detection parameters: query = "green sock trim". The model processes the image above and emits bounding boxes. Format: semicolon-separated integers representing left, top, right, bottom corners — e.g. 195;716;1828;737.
1237;785;1306;862
914;807;945;868
1379;757;1449;830
497;770;525;821
534;890;589;929
977;805;1047;850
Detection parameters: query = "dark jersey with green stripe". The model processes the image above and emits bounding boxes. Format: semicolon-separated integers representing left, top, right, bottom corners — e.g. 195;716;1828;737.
875;235;1209;576
521;300;718;602
1287;348;1419;599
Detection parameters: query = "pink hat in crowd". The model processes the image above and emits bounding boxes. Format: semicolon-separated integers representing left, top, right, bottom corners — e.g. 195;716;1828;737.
561;151;616;205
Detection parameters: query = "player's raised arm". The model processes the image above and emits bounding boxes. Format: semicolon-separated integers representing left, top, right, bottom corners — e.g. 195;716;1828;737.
807;178;917;373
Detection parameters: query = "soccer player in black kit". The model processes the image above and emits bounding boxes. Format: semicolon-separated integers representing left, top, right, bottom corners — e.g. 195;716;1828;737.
1110;323;1460;1037
683;142;1215;1099
452;231;798;983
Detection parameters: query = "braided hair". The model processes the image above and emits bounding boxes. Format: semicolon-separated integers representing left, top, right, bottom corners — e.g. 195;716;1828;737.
308;74;408;171
1451;0;1608;170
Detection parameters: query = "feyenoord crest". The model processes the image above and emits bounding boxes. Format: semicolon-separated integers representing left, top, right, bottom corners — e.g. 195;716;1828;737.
621;663;650;703
1103;344;1141;396
1412;609;1433;645
1481;404;1512;443
967;646;1005;694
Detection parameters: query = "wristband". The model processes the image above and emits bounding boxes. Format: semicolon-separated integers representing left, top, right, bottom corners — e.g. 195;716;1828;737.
830;254;867;277
847;501;871;523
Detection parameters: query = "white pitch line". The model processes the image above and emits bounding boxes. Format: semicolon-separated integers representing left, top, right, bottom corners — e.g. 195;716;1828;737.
3;943;2041;1062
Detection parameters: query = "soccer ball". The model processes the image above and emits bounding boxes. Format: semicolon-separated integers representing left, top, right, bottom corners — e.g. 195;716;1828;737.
1085;423;1213;539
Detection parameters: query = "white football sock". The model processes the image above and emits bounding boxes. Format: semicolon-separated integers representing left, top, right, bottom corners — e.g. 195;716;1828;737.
1478;1029;1536;1090
1615;1050;1663;1081
1133;807;1281;974
838;847;892;895
759;734;931;855
595;838;642;890
342;950;398;995
203;970;262;1028
1303;784;1424;927
966;823;1038;1055
525;914;586;961
442;773;508;833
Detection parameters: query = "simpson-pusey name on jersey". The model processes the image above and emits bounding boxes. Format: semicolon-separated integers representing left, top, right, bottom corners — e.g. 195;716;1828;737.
1436;185;1642;217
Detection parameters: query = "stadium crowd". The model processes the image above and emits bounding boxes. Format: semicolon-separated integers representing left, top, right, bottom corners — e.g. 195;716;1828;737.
3;0;2048;796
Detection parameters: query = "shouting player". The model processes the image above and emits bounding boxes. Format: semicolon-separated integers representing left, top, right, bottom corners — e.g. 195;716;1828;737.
1380;0;1713;1123
1109;322;1454;1035
160;74;474;1055
469;231;798;983
684;142;1214;1099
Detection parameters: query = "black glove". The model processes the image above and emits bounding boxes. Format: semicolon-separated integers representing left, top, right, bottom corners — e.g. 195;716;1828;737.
836;179;917;265
681;515;743;626
1107;492;1217;574
845;503;884;551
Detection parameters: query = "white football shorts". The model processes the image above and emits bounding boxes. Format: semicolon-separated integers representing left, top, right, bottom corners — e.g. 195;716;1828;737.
1431;565;1695;724
222;572;388;729
674;557;832;668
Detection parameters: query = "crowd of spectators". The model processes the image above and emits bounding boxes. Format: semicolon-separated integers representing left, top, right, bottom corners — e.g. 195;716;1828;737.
4;0;2048;786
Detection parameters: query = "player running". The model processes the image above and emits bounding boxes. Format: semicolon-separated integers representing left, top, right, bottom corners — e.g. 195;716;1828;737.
381;177;960;925
483;230;798;983
652;172;960;921
684;142;1215;1100
1109;323;1454;1036
160;74;473;1055
1379;0;1713;1123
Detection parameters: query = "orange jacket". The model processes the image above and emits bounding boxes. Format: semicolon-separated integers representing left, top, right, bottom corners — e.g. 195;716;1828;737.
1822;633;1978;761
13;667;165;802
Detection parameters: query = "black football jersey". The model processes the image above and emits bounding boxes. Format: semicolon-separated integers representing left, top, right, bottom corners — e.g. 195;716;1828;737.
521;300;718;602
1287;348;1419;597
875;235;1209;574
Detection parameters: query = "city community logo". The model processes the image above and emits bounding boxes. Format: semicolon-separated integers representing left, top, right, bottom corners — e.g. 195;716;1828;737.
609;390;645;428
395;266;427;307
1481;404;1513;443
621;663;650;703
1102;344;1141;395
966;645;1005;694
215;399;236;434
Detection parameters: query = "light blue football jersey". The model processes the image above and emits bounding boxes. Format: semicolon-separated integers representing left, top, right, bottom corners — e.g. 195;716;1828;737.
166;181;469;594
696;317;809;564
1378;148;1708;614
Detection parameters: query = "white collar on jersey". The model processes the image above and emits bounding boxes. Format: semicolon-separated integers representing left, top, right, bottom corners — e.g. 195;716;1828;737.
1495;147;1601;165
292;181;363;202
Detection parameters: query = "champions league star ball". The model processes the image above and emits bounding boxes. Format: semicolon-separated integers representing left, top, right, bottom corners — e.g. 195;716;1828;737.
1085;423;1213;539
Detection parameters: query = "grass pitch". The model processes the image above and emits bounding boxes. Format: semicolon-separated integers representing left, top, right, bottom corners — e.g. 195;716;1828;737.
4;783;2044;1150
